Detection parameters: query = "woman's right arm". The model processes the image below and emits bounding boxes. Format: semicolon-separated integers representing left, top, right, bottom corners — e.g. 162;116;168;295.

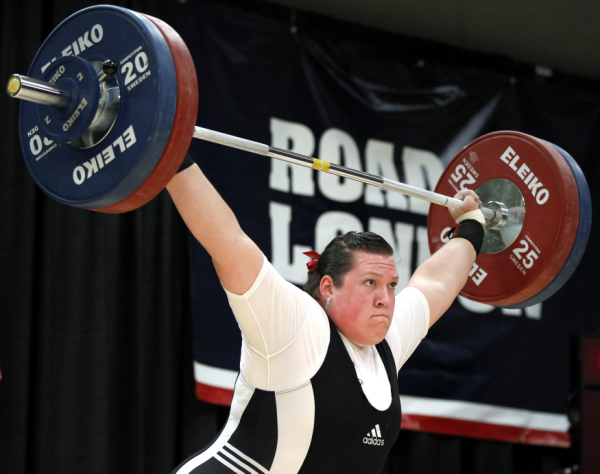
166;163;264;295
168;163;329;388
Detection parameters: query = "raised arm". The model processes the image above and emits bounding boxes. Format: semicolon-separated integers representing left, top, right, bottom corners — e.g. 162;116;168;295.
166;162;263;295
407;190;484;327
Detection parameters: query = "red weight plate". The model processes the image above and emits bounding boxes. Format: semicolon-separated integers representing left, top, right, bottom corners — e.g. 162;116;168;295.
94;14;198;213
427;131;579;306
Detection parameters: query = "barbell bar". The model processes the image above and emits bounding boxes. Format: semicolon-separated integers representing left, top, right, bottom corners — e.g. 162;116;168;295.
191;126;499;221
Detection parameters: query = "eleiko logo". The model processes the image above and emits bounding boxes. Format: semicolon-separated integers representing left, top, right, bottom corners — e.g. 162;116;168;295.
363;424;384;446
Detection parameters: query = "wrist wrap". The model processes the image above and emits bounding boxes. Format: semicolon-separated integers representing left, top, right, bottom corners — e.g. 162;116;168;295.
456;209;486;227
177;154;196;173
448;219;485;256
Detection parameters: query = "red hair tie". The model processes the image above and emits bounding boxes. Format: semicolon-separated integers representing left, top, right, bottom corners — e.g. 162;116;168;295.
303;251;320;271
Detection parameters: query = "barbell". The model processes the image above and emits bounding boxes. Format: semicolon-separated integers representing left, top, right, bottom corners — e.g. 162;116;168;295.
6;5;592;308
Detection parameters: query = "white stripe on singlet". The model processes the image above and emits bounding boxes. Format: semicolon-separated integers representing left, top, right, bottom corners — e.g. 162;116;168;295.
224;444;269;473
214;454;247;474
219;448;260;474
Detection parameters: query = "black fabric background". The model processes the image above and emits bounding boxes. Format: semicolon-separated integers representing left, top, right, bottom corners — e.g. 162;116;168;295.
0;0;596;473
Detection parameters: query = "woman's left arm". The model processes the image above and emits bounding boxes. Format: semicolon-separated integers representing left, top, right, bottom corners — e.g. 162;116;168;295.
407;190;483;327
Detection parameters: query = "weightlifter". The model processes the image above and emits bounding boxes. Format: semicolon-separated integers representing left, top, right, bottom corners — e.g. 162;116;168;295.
167;156;485;474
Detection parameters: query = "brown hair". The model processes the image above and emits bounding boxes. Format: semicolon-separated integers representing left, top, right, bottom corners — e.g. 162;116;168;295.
303;231;394;301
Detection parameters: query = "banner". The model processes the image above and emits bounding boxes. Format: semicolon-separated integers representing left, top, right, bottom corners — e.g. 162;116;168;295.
179;0;599;447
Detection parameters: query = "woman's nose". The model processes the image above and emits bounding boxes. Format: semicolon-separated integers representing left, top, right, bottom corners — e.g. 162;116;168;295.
376;288;390;306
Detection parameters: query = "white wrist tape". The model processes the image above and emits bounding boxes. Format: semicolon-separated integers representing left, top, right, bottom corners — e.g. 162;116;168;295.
456;209;486;229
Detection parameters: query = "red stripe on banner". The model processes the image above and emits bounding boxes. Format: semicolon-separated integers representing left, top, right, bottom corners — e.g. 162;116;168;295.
195;381;234;406
401;414;570;448
195;381;570;448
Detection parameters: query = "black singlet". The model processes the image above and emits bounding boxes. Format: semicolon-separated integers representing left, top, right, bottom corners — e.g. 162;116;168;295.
173;318;401;474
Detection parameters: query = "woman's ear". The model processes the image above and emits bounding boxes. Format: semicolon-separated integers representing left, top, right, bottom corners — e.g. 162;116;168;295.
319;275;333;301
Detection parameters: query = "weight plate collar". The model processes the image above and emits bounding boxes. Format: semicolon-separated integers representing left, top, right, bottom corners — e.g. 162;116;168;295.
36;55;100;143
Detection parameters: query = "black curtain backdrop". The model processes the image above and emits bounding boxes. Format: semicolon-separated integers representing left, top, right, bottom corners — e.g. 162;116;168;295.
0;0;594;473
0;1;215;473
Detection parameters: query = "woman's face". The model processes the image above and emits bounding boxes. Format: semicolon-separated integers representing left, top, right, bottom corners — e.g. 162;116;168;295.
324;251;398;346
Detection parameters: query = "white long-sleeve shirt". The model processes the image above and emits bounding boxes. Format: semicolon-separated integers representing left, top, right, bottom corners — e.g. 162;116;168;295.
225;256;430;410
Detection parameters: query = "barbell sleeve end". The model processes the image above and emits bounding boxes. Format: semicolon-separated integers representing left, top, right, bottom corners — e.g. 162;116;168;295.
7;75;21;96
6;74;71;109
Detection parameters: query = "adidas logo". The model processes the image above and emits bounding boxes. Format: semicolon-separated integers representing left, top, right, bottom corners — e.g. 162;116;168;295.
363;424;385;446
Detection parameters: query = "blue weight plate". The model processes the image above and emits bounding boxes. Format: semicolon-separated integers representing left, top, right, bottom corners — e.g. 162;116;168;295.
503;143;592;308
36;55;100;143
19;5;177;209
